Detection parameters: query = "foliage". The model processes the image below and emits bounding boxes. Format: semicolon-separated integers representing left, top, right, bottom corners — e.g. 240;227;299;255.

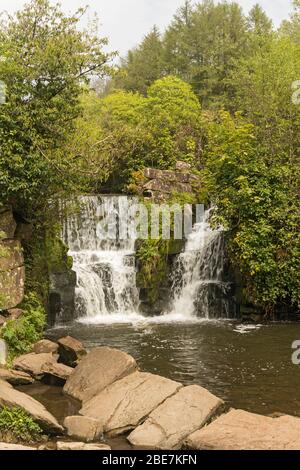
203;111;300;313
113;1;273;108
0;407;43;443
0;0;114;217
1;293;46;360
79;76;202;190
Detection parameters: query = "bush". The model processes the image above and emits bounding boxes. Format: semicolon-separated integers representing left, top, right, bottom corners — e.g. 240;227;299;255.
0;407;43;443
1;293;46;360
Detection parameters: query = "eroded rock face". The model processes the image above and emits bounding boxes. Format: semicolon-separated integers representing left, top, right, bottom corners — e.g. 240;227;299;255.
0;367;34;386
185;409;300;450
64;415;103;443
33;339;59;355
56;441;111;451
80;371;182;437
0;206;17;239
64;347;137;403
58;336;87;367
13;352;58;378
0;379;63;434
128;385;224;449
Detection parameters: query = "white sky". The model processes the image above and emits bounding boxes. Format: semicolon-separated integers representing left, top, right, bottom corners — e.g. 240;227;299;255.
0;0;294;56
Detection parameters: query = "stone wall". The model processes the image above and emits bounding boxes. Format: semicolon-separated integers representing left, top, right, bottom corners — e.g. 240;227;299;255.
141;161;199;201
0;206;25;311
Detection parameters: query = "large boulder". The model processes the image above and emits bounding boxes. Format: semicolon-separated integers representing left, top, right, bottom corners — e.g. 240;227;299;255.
0;367;34;386
128;385;224;449
13;352;58;378
64;415;103;443
64;347;137;403
33;339;58;355
56;441;111;451
0;380;63;434
42;362;73;382
58;336;86;367
185;409;300;450
80;371;182;437
0;267;25;310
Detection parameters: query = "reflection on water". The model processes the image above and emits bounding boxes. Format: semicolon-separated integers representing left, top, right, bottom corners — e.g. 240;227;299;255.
47;321;300;416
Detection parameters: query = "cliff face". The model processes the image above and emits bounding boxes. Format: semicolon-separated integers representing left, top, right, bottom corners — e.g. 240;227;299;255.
0;206;25;311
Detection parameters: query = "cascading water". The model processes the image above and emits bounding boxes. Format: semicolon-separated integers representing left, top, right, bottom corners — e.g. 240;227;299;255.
62;195;141;323
169;208;235;319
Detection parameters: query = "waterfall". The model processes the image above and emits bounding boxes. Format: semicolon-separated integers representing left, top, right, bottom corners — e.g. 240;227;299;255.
62;195;140;322
168;208;235;319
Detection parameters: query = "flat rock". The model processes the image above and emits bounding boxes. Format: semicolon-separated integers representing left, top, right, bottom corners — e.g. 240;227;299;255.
185;409;300;450
56;441;111;451
64;347;137;403
0;379;63;434
58;336;87;367
64;415;103;442
33;339;58;355
0;442;35;450
128;385;224;449
6;308;23;321
42;362;73;382
13;352;58;378
0;367;34;385
80;371;182;437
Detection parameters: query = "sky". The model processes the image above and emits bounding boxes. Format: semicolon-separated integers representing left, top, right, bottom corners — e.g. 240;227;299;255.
0;0;294;56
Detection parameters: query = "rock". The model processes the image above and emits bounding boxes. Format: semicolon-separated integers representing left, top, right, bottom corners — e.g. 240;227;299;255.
33;339;58;355
56;441;111;451
80;371;182;437
0;442;35;450
58;336;87;367
0;340;7;366
42;362;73;382
185;409;300;450
0;379;63;434
0;206;17;239
175;161;191;172
0;266;25;310
0;240;23;271
49;271;76;326
13;352;58;378
6;308;23;321
0;367;34;385
128;385;224;449
64;415;103;442
14;222;33;242
0;314;6;327
64;347;137;403
143;179;192;195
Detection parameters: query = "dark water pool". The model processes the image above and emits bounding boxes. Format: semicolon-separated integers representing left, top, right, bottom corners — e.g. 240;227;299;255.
46;320;300;417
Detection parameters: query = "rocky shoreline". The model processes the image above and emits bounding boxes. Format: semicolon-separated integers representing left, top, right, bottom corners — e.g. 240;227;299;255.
1;336;300;451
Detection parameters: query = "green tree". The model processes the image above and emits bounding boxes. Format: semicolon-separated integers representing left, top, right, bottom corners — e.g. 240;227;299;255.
0;0;114;217
114;26;165;95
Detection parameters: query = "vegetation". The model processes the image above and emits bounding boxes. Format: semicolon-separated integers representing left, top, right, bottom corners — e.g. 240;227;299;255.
1;293;46;361
0;407;43;443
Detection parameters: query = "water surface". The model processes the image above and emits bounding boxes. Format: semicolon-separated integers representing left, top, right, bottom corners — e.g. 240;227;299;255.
47;320;300;417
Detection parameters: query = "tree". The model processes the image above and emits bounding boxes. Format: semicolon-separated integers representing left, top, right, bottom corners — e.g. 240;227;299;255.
114;26;165;95
247;4;273;36
0;0;114;216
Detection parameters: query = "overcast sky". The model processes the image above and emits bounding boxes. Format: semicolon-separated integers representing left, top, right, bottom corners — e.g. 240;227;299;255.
0;0;294;56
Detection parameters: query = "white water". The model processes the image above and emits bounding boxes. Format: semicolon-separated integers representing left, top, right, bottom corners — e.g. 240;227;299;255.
168;209;232;319
62;196;140;321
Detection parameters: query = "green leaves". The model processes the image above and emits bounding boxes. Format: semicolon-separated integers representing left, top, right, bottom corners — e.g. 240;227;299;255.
0;407;43;443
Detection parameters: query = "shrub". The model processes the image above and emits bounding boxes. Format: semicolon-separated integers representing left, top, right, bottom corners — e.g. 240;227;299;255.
0;407;43;443
1;292;46;360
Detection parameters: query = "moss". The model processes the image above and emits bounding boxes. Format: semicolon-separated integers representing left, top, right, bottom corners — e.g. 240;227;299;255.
0;407;43;443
